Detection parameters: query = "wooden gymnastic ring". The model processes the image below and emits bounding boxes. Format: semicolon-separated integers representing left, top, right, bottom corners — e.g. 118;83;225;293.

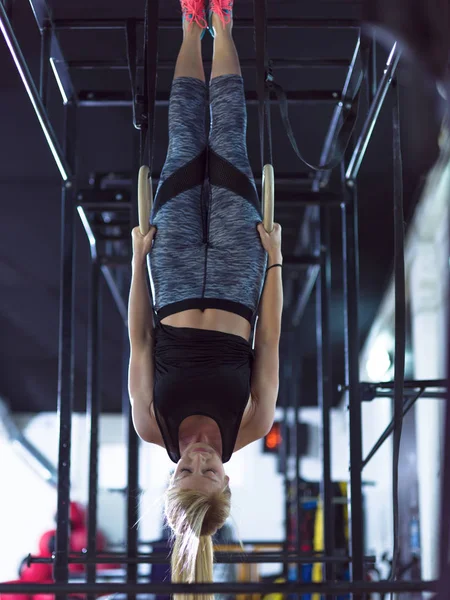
262;164;274;233
138;165;153;235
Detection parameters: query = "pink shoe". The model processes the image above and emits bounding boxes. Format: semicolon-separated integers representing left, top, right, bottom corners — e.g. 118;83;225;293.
208;0;233;35
180;0;208;33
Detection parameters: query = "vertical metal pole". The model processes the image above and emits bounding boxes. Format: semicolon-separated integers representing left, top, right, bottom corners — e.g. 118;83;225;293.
437;204;450;597
54;102;77;600
316;208;334;596
341;161;364;596
123;320;139;600
124;128;141;600
39;25;51;106
281;361;290;578
86;257;102;600
292;339;301;586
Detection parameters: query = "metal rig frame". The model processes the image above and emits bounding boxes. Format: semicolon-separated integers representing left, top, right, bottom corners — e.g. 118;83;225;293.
0;0;448;598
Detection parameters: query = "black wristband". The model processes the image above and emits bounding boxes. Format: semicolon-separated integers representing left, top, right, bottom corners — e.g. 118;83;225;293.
266;263;283;273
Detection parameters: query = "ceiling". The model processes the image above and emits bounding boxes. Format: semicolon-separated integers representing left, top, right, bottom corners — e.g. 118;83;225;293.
0;0;442;414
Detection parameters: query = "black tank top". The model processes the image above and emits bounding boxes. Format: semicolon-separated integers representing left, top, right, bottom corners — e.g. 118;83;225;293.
153;321;255;463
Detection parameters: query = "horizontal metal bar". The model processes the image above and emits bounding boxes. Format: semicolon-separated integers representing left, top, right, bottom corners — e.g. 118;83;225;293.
30;552;376;565
359;379;448;391
79;202;132;211
373;391;447;399
54;18;361;30
0;2;72;180
78;90;341;107
69;58;350;70
0;581;438;594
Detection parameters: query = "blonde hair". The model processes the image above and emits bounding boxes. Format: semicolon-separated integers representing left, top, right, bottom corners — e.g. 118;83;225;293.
164;480;231;600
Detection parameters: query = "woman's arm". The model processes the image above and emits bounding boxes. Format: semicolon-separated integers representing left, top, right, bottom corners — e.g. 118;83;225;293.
254;250;284;344
128;256;154;348
128;227;157;435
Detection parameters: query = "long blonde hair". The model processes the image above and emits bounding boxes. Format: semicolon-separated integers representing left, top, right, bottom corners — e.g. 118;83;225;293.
164;481;232;600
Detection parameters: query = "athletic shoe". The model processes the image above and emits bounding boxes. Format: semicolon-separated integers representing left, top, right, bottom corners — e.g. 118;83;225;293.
208;0;233;37
180;0;208;38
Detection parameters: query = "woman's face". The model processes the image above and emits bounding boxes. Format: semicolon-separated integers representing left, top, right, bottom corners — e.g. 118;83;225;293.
173;442;229;493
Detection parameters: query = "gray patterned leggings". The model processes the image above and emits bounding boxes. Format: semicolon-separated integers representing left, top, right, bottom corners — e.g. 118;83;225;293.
148;74;268;326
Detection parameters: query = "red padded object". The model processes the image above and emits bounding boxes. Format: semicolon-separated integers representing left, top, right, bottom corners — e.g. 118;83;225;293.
38;531;56;557
0;579;31;600
69;503;85;529
70;529;106;553
19;562;52;583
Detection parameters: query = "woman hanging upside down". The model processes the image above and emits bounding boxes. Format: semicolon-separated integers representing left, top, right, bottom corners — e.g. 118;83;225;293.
128;0;283;595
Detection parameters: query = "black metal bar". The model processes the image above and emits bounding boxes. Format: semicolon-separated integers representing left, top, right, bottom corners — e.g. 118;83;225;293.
78;90;341;107
313;37;362;191
360;379;448;390
438;230;450;594
281;362;290;577
293;341;301;582
29;553;377;565
341;162;364;594
54;18;361;30
28;0;76;103
39;25;51;106
390;78;405;581
362;389;423;469
123;265;138;598
346;43;401;182
69;58;350;70
0;580;439;594
53;97;77;600
54;180;76;600
86;256;102;600
371;390;447;399
316;207;334;595
0;2;72;180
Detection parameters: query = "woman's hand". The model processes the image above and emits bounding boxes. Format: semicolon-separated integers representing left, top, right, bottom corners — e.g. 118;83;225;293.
131;226;157;262
257;222;282;256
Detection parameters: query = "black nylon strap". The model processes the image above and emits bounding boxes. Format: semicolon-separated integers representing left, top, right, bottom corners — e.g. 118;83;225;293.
125;19;138;130
140;0;159;169
254;0;272;171
267;74;363;171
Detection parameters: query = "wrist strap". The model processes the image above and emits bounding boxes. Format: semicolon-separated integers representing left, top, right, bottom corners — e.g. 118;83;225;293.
266;263;283;272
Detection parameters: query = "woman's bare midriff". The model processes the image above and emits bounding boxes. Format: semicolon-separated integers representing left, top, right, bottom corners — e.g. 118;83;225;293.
160;308;252;342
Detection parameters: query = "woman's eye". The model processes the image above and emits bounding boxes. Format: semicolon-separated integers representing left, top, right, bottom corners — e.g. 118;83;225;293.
206;469;216;474
181;468;192;473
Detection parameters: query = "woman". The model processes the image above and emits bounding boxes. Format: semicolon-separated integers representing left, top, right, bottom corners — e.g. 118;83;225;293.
128;0;283;596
